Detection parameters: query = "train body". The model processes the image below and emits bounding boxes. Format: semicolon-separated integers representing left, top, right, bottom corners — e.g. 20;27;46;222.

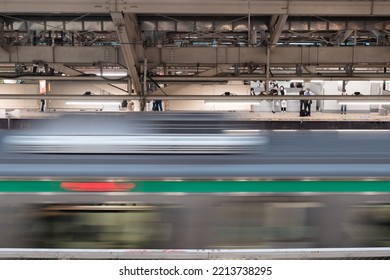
0;113;389;250
0;180;389;249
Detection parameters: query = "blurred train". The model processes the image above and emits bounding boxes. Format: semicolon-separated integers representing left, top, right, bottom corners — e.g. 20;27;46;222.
0;113;389;250
0;112;267;154
0;181;389;249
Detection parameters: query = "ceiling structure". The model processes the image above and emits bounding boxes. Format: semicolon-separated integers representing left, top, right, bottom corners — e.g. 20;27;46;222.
1;0;390;105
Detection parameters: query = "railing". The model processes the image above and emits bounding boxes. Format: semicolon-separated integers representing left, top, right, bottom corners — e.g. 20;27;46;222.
0;248;389;260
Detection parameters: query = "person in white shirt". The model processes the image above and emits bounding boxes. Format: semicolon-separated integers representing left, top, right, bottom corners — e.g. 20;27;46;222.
281;99;287;113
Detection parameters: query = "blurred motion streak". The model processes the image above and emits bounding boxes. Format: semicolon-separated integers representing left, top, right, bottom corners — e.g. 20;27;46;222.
0;113;267;155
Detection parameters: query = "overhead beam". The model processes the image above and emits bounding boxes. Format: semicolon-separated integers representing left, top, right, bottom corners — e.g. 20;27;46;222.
3;73;390;82
2;46;390;75
269;15;288;49
195;64;232;76
111;12;142;95
2;1;390;16
47;63;82;76
0;76;127;82
149;75;390;83
0;47;8;60
335;30;354;45
1;94;390;101
146;46;390;67
268;15;278;30
0;46;118;64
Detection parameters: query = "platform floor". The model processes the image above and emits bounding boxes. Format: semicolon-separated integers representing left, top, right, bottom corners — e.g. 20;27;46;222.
3;109;390;120
2;110;390;130
242;111;390;122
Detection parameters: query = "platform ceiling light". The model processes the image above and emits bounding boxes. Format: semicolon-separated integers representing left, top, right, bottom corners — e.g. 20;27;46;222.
290;79;304;83
3;79;18;84
204;100;261;105
66;101;121;106
338;101;390;105
96;73;127;77
310;80;324;83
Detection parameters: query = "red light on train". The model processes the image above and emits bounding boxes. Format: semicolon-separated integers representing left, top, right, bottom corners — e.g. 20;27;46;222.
61;182;135;192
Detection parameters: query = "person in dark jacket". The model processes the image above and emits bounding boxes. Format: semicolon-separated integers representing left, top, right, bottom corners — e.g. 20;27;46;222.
304;89;312;116
340;92;347;114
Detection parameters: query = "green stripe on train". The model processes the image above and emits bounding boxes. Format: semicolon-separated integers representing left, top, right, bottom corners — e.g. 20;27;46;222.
1;180;390;192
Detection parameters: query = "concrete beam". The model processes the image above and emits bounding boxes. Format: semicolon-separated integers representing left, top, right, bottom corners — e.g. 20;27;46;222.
149;75;390;83
0;47;8;61
47;63;82;76
0;94;390;101
146;46;390;67
111;12;142;95
2;1;390;16
2;45;390;77
269;15;288;49
195;64;233;76
3;73;390;82
1;46;118;64
335;30;354;45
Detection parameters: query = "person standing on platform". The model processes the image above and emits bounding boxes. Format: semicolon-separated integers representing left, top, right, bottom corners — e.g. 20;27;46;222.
280;85;286;96
341;92;347;114
304;88;312;116
153;100;163;111
299;89;305;116
281;99;287;113
270;84;279;113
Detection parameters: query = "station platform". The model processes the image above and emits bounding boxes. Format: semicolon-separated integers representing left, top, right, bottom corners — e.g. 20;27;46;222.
229;111;390;129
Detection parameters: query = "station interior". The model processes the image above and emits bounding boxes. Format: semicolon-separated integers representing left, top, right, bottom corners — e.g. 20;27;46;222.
1;0;390;260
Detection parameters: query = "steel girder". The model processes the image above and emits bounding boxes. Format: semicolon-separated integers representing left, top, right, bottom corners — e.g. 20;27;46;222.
2;1;390;16
2;46;390;80
111;12;142;95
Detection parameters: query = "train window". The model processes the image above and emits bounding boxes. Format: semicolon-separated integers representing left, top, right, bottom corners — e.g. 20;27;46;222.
210;202;323;248
343;204;390;247
25;204;173;248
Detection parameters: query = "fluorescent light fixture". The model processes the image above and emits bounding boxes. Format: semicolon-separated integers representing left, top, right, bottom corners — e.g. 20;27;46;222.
95;73;127;77
290;79;304;83
66;101;121;106
3;80;17;84
310;80;324;83
338;101;390;105
288;42;316;45
369;81;383;83
205;100;261;105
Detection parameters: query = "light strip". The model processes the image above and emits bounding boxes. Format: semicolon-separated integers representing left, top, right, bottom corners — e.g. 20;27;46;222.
205;101;261;105
2;79;18;84
338;101;390;105
66;101;121;106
